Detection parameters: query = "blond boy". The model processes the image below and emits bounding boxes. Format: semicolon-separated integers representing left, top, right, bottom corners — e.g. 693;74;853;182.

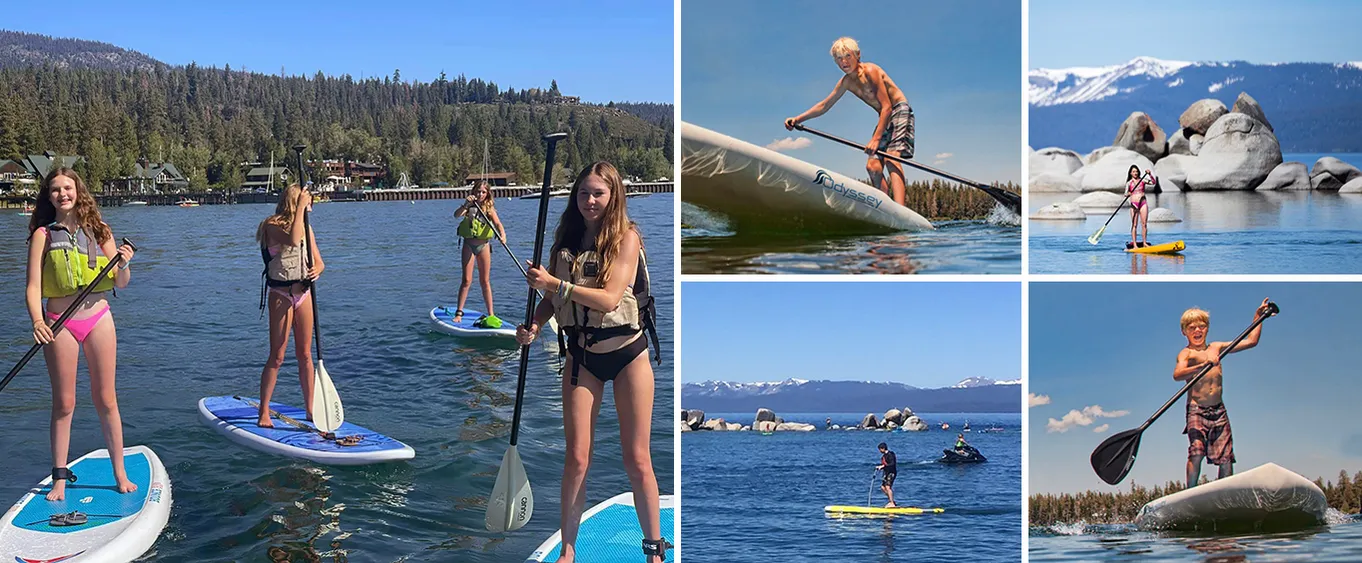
1174;299;1271;488
785;37;913;207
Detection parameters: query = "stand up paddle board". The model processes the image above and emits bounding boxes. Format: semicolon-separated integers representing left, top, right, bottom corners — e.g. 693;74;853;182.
526;493;675;562
430;307;516;338
0;446;171;563
198;396;415;465
681;121;933;234
824;505;945;516
1135;463;1327;532
1125;240;1185;254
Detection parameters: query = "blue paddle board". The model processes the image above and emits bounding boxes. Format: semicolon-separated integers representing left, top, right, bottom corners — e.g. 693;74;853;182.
526;493;676;562
0;446;171;563
430;307;517;338
197;396;415;465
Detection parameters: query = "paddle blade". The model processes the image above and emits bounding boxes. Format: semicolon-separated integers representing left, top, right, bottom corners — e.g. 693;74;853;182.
486;445;534;532
1090;427;1143;485
1088;225;1107;245
310;359;344;433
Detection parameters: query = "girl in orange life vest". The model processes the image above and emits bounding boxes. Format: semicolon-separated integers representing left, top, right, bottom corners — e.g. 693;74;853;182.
517;162;666;562
255;185;324;427
25;168;136;501
450;180;507;324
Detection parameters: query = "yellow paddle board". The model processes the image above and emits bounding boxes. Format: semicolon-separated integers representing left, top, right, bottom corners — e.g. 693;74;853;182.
824;505;945;516
1125;240;1185;254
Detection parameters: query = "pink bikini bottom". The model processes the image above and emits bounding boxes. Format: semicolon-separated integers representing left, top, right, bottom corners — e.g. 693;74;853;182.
46;305;111;344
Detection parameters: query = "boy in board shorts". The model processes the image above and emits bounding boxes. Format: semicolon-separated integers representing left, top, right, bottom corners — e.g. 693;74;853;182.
785;37;914;207
1175;299;1271;488
876;442;898;507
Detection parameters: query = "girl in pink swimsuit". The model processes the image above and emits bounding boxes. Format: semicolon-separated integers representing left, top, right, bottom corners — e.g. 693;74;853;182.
25;168;137;502
1126;164;1157;249
254;185;324;428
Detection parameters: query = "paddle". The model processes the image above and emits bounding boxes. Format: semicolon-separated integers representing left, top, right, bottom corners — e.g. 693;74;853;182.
295;144;344;434
792;123;1022;215
486;131;568;533
1090;301;1279;485
1088;171;1148;245
234;395;360;445
0;238;137;393
469;198;559;334
868;469;879;507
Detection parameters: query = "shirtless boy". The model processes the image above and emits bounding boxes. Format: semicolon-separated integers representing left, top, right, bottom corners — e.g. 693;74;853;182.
785;36;914;207
1174;298;1272;488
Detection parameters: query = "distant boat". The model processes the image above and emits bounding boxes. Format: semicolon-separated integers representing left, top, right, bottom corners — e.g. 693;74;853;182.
125;200;149;206
626;191;651;198
521;188;572;200
177;199;200;207
18;203;33;216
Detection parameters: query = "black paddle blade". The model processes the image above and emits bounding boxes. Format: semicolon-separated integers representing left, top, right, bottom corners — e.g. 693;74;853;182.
1090;427;1143;485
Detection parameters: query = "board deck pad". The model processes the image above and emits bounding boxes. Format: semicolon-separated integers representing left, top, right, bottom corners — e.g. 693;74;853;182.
14;453;150;535
528;494;675;562
430;307;517;338
199;396;415;464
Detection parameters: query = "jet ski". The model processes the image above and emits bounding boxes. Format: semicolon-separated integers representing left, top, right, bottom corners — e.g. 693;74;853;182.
938;445;987;463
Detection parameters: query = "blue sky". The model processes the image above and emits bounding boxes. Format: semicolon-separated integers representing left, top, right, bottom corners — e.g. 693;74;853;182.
1030;282;1362;495
682;0;1021;184
3;0;673;103
681;282;1021;387
1031;0;1362;68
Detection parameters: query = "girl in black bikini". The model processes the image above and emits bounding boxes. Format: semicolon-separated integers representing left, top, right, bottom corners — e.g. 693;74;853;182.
517;161;666;563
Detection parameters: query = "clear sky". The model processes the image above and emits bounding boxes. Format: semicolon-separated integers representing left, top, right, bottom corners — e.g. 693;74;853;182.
1029;282;1362;495
2;0;673;103
681;282;1021;387
682;0;1021;184
1030;0;1362;69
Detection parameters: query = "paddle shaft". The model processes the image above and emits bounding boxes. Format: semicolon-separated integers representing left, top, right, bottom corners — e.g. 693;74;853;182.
868;469;879;506
295;146;324;362
1135;304;1277;433
509;132;567;446
793;123;1021;212
0;237;137;393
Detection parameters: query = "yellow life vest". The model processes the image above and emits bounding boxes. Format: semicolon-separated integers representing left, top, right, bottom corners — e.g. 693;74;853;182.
458;207;497;240
40;223;115;298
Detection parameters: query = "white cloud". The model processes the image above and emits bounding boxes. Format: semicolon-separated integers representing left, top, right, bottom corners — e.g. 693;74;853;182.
1046;405;1130;433
1094;424;1110;433
935;152;954;160
766;137;812;151
1028;393;1051;407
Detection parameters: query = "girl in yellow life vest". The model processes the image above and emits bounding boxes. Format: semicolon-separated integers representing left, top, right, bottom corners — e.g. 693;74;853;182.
517;162;666;563
25;168;136;502
450;181;506;324
255;185;325;428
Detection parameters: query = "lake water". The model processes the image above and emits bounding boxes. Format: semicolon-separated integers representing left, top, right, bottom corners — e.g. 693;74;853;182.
1028;191;1362;275
0;196;674;561
1031;517;1362;562
682;412;1020;562
682;204;1021;274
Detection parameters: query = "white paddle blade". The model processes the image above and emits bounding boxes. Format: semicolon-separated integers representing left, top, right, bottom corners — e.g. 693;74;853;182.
310;359;344;433
485;445;533;532
1088;225;1107;245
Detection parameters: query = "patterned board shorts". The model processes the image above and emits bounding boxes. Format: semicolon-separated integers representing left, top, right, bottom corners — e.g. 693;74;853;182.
877;101;916;158
882;471;897;488
1184;402;1235;465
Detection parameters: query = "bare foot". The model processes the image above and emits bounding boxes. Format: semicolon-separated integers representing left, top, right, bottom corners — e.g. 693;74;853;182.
116;476;138;494
558;546;575;563
257;416;275;428
45;479;67;501
885;502;897;508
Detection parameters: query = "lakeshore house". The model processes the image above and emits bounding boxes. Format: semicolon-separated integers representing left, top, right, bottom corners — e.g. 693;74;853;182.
2;152;85;193
242;165;291;193
465;172;518;187
104;161;189;194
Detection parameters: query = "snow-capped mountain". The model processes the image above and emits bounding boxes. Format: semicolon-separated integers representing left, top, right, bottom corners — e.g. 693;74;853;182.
1029;57;1362;152
952;377;1021;388
682;379;1020;413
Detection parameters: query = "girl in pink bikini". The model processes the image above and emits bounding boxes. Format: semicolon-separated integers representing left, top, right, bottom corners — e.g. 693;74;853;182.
255;184;324;428
1126;164;1157;249
25;168;137;502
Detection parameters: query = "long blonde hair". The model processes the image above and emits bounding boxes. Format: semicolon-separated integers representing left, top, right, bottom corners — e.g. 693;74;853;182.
28;168;112;244
256;184;305;244
471;180;496;211
551;161;638;285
